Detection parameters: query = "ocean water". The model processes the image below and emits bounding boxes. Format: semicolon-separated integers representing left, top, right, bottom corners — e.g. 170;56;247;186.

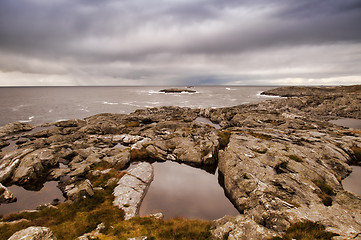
0;86;276;218
0;86;276;127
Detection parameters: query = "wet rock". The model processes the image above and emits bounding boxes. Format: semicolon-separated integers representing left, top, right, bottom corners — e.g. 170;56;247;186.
0;183;16;204
113;162;154;220
65;179;94;201
8;226;56;240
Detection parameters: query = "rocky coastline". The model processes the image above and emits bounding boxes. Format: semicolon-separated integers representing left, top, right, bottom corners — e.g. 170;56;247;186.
0;85;360;239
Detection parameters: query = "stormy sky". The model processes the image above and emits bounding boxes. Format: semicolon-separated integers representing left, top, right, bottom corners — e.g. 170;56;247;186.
0;0;360;86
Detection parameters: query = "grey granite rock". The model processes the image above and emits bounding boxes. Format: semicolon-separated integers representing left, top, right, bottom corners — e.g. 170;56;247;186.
113;162;154;220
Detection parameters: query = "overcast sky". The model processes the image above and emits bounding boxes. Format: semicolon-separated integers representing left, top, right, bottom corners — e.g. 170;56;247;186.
0;0;360;86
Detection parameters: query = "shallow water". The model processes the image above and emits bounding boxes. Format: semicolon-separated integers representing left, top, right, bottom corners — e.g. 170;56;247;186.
0;181;65;216
139;161;239;220
342;166;361;197
329;118;361;129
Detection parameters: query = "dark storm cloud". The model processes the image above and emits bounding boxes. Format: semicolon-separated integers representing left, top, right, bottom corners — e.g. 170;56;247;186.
0;0;360;85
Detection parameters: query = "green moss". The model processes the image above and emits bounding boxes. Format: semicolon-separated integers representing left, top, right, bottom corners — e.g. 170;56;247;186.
217;130;231;150
269;221;338;240
288;155;303;162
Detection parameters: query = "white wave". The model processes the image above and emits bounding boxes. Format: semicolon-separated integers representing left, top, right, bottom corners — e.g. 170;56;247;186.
48;109;53;113
19;115;34;123
122;102;140;107
148;90;162;94
256;91;281;98
103;101;119;105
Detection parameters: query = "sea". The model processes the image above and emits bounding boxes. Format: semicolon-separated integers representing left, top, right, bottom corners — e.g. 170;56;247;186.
1;86;359;219
0;86;277;127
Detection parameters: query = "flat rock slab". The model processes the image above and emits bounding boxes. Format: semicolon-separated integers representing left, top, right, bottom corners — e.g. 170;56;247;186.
113;162;154;220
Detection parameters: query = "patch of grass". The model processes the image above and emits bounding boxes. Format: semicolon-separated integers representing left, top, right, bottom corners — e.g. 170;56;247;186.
102;217;211;240
275;161;289;174
313;179;335;206
217;130;231;150
288;154;303;162
269;221;338;240
130;148;150;161
0;185;124;240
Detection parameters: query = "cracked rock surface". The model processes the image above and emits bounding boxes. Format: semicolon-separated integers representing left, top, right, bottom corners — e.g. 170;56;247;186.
113;162;154;220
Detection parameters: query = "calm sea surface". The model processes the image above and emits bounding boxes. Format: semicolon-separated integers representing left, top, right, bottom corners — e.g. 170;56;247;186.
0;86;276;127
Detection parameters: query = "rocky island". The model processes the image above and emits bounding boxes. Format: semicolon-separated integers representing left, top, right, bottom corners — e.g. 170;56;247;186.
159;88;196;93
0;85;360;239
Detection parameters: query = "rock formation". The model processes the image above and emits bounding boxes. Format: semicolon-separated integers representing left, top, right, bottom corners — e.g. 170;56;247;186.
0;85;360;239
159;88;196;93
113;162;154;220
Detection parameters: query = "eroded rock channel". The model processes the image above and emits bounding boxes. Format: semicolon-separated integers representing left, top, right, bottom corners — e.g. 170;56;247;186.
1;85;361;239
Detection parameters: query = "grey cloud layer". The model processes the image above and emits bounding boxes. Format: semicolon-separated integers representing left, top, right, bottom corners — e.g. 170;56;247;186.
0;0;360;85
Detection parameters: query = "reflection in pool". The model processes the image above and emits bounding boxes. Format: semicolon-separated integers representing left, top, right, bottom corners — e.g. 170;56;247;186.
343;166;361;197
0;181;65;216
139;161;239;219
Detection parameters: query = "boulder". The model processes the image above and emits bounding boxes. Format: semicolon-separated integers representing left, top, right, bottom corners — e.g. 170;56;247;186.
12;148;57;186
65;179;94;201
8;226;56;240
113;162;154;220
0;183;16;204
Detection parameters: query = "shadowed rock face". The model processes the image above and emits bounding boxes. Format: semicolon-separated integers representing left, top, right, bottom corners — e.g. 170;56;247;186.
0;86;360;239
